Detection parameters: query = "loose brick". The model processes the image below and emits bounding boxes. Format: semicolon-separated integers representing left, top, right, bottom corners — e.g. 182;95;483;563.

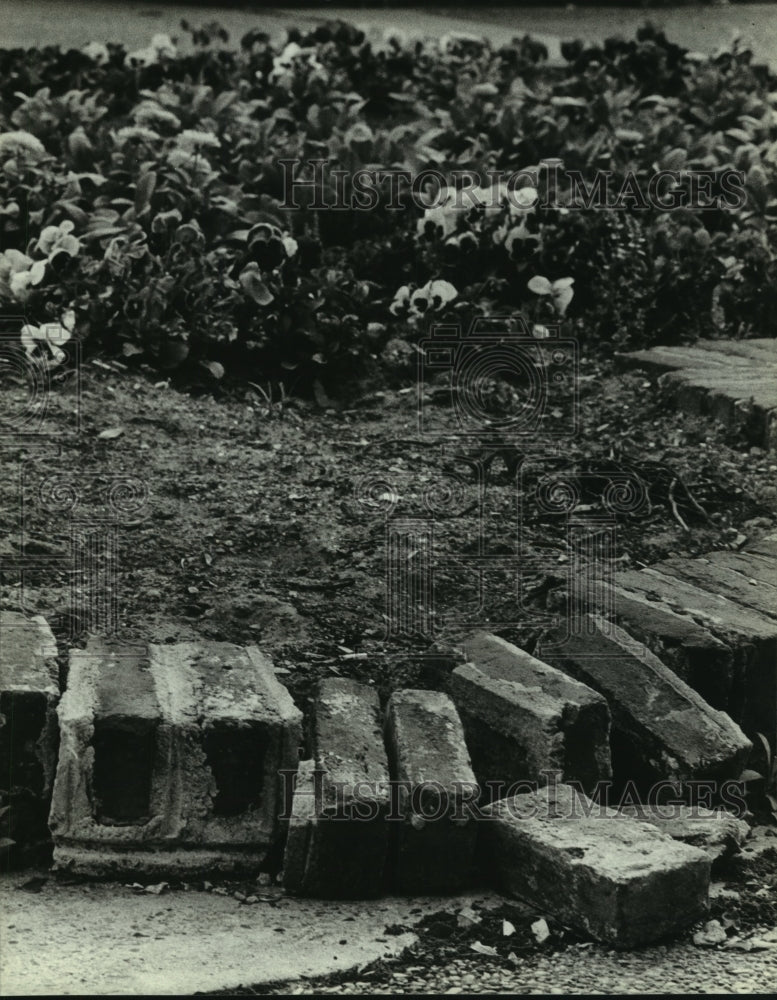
283;679;390;897
619;339;777;449
615;566;777;742
0;612;60;858
575;573;735;714
49;637;302;876
658;555;777;624
541;617;752;793
617;804;749;866
480;782;710;946
384;689;479;894
450;632;611;798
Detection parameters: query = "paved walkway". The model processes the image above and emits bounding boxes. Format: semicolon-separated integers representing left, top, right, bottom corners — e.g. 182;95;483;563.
3;2;777;67
0;871;497;995
621;339;777;451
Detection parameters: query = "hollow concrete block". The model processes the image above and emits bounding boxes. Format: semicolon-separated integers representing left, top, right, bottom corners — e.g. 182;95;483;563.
49;637;302;876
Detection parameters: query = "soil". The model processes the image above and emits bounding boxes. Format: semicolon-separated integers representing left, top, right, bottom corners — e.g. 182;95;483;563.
205;840;777;994
1;352;775;719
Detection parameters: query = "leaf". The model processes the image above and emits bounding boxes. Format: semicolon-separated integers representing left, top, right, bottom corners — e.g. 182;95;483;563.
122;343;143;357
201;360;225;379
83;226;126;241
531;917;551;943
0;838;15;850
528;275;553;296
313;379;335;409
470;941;498;957
56;200;89;227
239;266;274;306
725;128;752;143
159;341;189;368
550;96;587;108
746;164;769;213
134;170;157;217
457;906;482;929
662;148;687;171
502;919;516;937
98;427;124;440
212;90;237;115
552;280;575;316
615;128;644;143
755;732;773;767
738;768;765;784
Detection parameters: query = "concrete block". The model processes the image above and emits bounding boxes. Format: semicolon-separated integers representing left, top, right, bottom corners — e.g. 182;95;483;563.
384;689;479;894
480;782;710;946
541;617;752;793
450;632;611;798
0;612;60;858
49;637;302;876
283;679;390;897
617;804;750;866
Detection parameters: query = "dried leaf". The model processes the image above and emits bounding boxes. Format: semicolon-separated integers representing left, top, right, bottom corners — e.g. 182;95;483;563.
470;941;498;957
98;427;124;440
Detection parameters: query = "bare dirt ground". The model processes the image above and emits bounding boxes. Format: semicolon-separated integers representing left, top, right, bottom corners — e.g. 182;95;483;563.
2;354;775;708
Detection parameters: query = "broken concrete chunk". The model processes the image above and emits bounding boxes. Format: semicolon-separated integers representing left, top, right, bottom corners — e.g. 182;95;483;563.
450;632;611;798
0;611;60;859
617;804;750;866
49;637;302;877
540;617;752;793
384;689;479;893
283;679;390;898
480;782;710;947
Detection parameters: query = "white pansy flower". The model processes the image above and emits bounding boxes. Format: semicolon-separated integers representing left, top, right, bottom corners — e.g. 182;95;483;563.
0;249;46;302
37;220;80;260
82;41;109;64
21;317;72;364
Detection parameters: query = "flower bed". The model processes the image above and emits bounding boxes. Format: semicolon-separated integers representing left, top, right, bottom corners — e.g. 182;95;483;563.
0;19;775;393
